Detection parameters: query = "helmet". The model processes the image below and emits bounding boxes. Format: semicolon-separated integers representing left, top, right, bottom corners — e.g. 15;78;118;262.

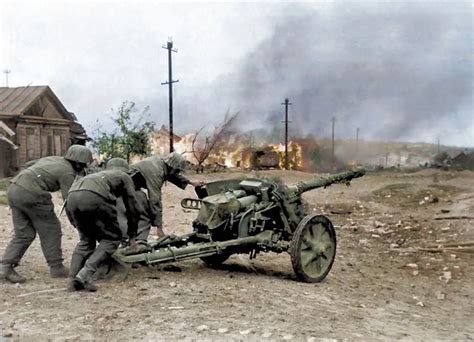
64;145;93;165
163;152;187;172
106;158;129;172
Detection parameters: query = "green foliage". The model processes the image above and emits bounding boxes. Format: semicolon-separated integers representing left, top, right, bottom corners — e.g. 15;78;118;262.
0;194;7;206
92;101;154;162
0;178;11;191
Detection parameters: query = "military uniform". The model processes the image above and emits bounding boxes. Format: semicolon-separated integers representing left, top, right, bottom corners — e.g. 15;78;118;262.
67;169;142;291
116;190;152;243
0;145;92;283
129;154;190;239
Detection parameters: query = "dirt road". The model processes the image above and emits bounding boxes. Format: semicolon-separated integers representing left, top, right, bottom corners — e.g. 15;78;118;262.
0;169;473;340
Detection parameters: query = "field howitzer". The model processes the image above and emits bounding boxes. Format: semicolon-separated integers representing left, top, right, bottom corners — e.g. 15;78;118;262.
114;168;365;282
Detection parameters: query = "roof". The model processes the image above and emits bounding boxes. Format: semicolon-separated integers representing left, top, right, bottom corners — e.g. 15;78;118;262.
154;124;182;142
0;86;75;121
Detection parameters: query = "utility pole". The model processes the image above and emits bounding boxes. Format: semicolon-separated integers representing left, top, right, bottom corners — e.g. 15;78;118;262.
161;38;179;153
437;138;440;154
356;127;360;160
331;117;336;170
281;98;292;170
3;69;11;87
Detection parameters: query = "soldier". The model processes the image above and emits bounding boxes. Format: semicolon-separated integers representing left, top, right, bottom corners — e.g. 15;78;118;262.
106;158;152;252
66;164;143;292
129;152;204;240
0;145;93;283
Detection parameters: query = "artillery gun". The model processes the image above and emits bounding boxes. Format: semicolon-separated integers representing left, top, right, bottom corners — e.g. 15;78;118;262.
114;168;365;282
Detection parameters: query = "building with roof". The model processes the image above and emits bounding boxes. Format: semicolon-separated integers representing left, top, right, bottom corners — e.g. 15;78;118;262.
0;86;87;177
149;124;182;156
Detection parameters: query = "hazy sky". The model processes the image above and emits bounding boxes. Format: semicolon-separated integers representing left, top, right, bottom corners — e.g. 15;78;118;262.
1;0;472;147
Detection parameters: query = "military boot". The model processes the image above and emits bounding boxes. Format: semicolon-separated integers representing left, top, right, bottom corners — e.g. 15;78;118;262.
72;268;98;292
50;264;69;278
0;264;26;283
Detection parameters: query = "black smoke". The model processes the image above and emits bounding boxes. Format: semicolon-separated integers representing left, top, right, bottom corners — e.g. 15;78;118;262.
230;2;473;145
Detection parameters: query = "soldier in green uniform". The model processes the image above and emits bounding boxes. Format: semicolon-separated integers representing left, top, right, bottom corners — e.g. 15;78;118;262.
0;145;93;283
129;152;204;240
66;165;143;292
105;158;152;251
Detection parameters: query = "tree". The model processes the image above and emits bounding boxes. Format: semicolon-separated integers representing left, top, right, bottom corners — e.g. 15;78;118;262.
191;111;239;167
92;101;154;162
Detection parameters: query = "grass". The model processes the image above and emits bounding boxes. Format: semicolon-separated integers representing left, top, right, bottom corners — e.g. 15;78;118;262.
0;194;7;206
0;178;11;191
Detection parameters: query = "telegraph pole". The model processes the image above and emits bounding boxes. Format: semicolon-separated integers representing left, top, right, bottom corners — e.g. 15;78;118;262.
281;98;292;170
331;117;336;170
161;39;179;153
3;69;11;87
356;127;360;159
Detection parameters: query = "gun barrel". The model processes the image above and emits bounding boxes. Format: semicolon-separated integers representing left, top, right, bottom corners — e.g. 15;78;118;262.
292;168;365;195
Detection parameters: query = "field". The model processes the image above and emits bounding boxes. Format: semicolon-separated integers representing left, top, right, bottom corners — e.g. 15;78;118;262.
0;169;473;340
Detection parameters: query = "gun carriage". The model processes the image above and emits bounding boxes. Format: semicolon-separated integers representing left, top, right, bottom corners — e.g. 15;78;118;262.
114;168;365;282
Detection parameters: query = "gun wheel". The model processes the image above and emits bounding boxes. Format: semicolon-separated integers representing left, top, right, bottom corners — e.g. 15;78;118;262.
291;214;336;283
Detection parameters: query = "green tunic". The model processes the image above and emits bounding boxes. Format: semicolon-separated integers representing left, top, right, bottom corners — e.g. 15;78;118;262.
11;156;77;200
69;170;142;238
130;156;190;227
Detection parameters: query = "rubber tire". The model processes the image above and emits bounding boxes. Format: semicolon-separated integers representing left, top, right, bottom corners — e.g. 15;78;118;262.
291;214;337;283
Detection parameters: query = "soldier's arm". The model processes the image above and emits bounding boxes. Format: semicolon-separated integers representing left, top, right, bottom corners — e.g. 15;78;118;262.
168;173;204;188
167;173;191;189
121;177;143;239
59;172;77;201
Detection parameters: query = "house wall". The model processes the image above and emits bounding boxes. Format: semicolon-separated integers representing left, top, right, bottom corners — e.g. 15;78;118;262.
0;120;18;177
16;122;71;168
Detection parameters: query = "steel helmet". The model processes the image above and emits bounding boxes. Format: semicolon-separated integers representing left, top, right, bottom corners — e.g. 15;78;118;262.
64;145;93;165
106;157;129;172
163;152;187;172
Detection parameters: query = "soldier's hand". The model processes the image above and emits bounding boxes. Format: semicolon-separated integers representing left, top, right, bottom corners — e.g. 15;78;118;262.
128;238;137;247
190;181;205;188
155;227;165;239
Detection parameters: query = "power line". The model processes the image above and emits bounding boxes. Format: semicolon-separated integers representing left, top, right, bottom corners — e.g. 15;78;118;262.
161;38;179;153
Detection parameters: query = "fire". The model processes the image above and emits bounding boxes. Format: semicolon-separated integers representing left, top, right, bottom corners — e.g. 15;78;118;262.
148;126;310;171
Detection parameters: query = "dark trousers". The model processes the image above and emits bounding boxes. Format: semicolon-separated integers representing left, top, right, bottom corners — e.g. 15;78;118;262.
117;190;151;243
67;191;122;280
1;184;63;267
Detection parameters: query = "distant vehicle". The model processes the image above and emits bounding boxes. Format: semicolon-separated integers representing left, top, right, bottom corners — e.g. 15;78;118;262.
251;149;280;170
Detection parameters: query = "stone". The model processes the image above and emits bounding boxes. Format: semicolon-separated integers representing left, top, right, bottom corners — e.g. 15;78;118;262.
196;325;209;332
217;328;228;333
439;271;452;283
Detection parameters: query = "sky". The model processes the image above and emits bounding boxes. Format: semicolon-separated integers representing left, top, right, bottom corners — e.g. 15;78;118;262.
0;0;472;147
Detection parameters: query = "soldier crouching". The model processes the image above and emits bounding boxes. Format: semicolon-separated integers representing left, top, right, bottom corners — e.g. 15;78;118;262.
66;163;143;292
0;145;93;283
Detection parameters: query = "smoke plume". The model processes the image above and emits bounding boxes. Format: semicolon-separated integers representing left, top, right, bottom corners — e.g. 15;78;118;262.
227;2;472;145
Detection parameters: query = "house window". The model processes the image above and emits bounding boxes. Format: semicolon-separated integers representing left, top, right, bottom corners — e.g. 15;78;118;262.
54;135;61;155
47;135;53;155
27;133;37;160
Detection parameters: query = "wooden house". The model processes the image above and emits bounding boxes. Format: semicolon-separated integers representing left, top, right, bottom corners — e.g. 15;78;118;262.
0;86;87;177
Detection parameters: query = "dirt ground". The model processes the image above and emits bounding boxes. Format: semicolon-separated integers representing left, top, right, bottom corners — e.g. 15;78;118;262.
0;169;473;340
